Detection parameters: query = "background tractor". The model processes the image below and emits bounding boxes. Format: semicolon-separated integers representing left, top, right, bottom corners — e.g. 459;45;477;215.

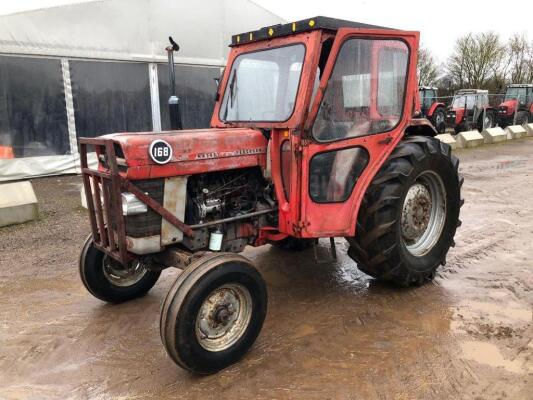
446;89;496;133
497;84;533;127
78;17;463;374
418;86;446;133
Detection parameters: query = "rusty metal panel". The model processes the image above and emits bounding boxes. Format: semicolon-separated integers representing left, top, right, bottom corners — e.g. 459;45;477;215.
161;176;188;246
79;137;130;265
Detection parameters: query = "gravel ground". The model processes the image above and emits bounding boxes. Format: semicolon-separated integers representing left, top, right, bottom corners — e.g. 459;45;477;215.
0;138;532;399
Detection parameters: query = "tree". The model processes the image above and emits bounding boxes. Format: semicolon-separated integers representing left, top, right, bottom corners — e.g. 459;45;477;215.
417;47;440;86
506;34;533;83
446;32;505;89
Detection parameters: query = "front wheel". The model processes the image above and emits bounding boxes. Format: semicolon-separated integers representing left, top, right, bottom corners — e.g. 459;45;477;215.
160;253;267;374
346;136;463;286
79;235;161;303
430;107;446;134
516;111;530;126
478;110;495;131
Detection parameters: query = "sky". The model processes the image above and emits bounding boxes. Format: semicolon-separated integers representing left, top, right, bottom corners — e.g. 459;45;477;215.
0;0;532;63
253;0;533;63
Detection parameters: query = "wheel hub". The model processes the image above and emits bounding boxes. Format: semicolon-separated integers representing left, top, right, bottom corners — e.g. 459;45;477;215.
484;115;492;129
401;171;447;257
402;183;432;242
195;283;252;352
102;257;148;287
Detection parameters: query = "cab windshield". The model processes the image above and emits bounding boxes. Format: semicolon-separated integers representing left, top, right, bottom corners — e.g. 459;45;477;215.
219;44;306;122
452;93;487;109
505;87;528;102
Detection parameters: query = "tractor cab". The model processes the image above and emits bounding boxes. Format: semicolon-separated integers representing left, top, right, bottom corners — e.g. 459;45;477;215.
447;89;495;133
418;86;446;133
497;84;533;127
211;17;424;236
419;86;438;114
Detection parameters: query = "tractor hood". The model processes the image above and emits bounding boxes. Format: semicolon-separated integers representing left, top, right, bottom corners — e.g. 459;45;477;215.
447;107;465;124
499;99;517;111
101;128;268;179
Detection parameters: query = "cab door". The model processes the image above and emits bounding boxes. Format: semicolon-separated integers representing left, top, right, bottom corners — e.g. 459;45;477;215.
299;29;419;238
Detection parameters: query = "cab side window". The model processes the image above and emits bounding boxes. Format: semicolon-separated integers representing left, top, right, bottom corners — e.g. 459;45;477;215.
312;39;409;142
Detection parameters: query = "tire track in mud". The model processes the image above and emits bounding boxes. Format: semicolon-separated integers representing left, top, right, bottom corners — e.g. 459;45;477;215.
444;220;519;272
436;142;533;398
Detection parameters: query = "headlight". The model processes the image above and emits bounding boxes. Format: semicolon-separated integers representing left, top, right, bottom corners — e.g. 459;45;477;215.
122;192;148;216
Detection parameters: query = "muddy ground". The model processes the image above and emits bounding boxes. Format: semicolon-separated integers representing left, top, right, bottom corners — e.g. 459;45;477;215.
0;139;532;399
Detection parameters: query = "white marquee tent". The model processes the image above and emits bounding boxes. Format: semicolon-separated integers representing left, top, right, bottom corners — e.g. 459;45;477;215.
0;0;283;181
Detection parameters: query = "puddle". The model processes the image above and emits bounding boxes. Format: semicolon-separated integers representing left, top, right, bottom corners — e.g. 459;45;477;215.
452;299;532;333
460;341;528;374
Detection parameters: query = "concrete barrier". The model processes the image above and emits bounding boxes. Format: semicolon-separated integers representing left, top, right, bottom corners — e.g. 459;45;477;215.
481;127;507;144
435;133;458;150
505;125;527;139
456;130;484;148
524;123;533;137
0;181;39;227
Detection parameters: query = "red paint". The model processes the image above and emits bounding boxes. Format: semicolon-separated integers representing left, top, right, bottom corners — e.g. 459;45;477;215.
104;128;268;180
427;102;445;118
499;99;517;115
453;108;465;124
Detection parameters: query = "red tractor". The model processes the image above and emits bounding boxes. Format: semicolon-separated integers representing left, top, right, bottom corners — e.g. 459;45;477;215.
79;17;463;374
497;84;533;127
446;89;496;134
418;86;446;133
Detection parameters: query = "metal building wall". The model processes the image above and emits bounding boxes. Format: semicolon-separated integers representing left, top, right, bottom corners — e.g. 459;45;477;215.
0;0;283;181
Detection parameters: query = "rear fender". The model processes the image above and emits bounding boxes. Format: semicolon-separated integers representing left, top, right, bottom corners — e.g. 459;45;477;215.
427;102;445;117
404;119;437;137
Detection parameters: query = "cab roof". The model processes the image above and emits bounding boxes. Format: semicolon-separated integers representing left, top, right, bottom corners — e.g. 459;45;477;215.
230;16;392;46
456;89;488;94
507;83;533;88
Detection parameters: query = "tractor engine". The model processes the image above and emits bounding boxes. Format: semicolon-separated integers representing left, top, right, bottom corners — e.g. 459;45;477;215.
182;167;275;252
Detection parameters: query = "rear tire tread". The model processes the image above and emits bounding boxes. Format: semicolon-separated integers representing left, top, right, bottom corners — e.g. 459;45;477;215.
347;136;463;286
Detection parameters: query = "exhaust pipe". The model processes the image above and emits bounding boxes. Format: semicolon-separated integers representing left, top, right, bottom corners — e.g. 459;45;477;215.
166;36;183;130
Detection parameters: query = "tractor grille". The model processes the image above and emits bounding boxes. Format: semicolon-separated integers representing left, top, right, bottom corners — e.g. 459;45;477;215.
125;179;164;238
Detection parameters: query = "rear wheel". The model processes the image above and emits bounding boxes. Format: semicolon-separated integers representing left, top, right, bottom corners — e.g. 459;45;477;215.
346;136;463;286
430;107;446;134
79;235;161;303
160;253;267;374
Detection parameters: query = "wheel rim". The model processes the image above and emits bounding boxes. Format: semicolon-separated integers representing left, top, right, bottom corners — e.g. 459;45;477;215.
435;112;444;126
401;171;447;257
195;283;253;352
484;114;492;129
102;256;148;287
